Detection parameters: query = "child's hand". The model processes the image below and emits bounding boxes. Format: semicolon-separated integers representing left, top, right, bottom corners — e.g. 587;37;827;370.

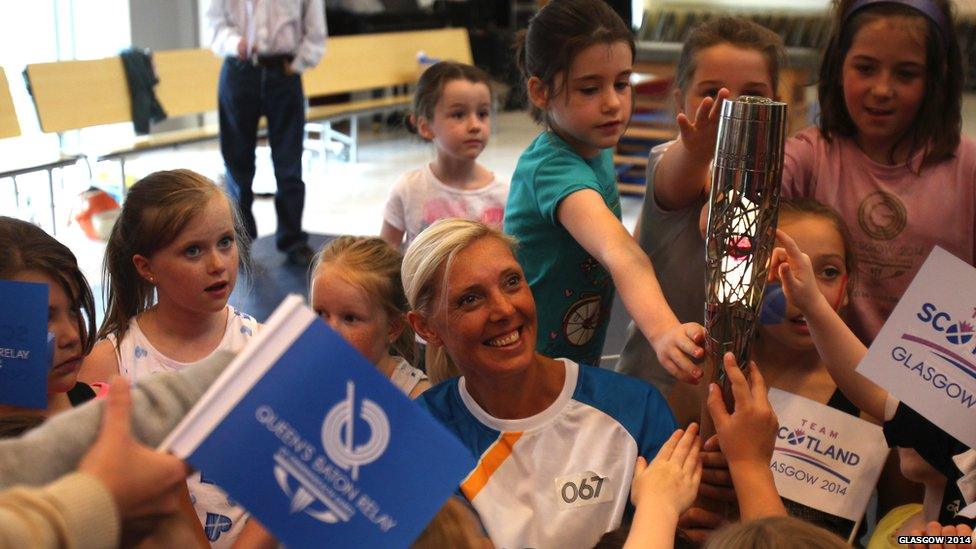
652;322;706;384
631;423;702;516
236;37;249;59
770;229;827;315
676;88;732;164
697;434;737;503
676;506;729;545
907;522;974;549
706;353;778;467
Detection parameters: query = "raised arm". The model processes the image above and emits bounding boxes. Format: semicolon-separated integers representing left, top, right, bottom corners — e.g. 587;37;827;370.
652;88;730;211
773;230;889;420
0;351;234;489
625;424;702;549
379;221;405;251
706;354;786;520
557;189;705;382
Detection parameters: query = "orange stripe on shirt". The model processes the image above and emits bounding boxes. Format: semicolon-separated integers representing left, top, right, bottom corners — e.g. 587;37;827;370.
460;431;522;501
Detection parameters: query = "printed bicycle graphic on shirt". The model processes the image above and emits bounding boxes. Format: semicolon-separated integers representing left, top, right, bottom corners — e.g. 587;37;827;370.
554;257;613;348
560;293;608;347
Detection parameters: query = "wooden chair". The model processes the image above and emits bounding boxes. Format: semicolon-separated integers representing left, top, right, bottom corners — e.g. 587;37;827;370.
27;50;223;136
26;57;132;134
0;67;21;140
25;51;224;186
301;28;473;161
154;48;221;118
0;66;79;233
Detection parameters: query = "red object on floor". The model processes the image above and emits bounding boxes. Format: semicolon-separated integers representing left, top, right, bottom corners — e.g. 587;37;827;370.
74;189;120;241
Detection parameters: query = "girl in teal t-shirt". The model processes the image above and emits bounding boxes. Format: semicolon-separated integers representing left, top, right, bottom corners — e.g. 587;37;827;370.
503;0;704;377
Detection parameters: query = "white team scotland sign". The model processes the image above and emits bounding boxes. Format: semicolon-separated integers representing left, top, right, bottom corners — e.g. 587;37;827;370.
857;247;976;449
767;388;889;521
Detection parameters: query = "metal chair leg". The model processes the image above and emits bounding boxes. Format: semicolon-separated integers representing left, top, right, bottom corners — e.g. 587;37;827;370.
47;169;56;235
119;157;128;196
350;116;358;163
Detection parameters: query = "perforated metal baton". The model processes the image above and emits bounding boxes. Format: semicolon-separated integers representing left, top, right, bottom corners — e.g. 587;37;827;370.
703;96;787;411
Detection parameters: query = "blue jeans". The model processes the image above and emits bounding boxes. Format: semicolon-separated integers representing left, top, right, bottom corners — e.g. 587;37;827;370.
218;57;308;252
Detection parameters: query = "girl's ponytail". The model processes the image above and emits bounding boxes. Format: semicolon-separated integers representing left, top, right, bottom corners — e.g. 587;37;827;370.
513;29;530;80
99;221;155;343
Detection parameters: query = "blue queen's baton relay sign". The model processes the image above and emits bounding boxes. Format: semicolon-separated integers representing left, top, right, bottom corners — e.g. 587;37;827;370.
169;298;474;549
857;247;976;449
0;280;49;409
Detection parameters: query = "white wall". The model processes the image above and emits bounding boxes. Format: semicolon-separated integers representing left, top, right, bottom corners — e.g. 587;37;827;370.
129;0;199;51
128;0;203;131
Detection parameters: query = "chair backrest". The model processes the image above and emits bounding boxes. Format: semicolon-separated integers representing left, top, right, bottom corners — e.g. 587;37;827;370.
0;67;20;139
25;57;131;133
302;27;472;97
25;49;222;134
153;49;222;117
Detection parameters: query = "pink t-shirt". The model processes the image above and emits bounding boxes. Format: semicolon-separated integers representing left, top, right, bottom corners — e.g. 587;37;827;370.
782;126;976;343
383;163;509;247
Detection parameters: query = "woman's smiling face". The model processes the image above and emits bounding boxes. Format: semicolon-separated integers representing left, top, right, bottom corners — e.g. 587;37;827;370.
419;236;538;378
